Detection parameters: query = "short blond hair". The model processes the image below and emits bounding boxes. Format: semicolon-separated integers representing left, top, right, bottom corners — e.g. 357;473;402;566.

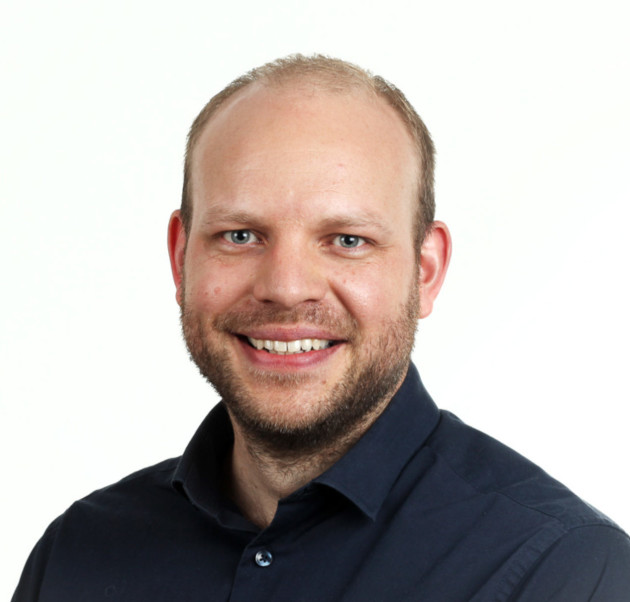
181;54;435;249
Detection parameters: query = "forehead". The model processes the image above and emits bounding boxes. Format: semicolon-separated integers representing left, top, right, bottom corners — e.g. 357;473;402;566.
189;82;419;229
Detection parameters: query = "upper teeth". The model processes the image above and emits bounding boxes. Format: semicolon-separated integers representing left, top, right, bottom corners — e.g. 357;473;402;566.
247;337;332;354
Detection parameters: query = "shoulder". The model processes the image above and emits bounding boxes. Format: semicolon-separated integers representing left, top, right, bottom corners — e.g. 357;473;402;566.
12;458;183;601
84;457;180;493
424;411;630;600
33;456;181;529
505;523;630;600
427;410;616;529
56;457;185;534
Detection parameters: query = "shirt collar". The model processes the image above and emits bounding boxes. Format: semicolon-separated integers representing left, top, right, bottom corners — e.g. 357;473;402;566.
173;363;440;523
314;363;440;520
172;403;245;527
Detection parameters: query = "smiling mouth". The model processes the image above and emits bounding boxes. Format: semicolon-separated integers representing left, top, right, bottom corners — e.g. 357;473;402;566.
245;336;338;355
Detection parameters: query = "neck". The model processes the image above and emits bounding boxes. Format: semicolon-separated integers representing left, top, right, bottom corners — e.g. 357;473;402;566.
224;397;392;528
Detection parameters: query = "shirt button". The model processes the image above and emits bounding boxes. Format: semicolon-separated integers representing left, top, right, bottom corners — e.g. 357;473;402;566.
255;549;273;567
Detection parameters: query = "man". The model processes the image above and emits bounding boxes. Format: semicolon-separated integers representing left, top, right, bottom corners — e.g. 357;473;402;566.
13;55;630;601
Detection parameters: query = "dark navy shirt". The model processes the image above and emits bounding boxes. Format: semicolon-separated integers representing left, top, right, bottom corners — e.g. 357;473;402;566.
13;365;630;601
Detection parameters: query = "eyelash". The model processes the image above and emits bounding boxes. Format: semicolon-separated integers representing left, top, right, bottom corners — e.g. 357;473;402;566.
332;234;367;249
220;230;368;251
222;230;261;245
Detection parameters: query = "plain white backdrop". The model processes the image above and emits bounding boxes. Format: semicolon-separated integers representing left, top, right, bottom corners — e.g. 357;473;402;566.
2;0;629;596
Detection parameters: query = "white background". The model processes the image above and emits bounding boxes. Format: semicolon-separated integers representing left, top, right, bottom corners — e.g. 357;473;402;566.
2;0;629;596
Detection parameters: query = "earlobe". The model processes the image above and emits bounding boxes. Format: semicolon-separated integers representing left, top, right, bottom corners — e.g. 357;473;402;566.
418;221;452;319
167;210;187;306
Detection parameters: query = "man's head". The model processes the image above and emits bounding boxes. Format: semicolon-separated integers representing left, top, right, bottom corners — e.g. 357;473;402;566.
168;55;450;455
180;54;436;253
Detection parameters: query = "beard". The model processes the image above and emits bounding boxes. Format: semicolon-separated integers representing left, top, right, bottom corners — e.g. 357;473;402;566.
180;281;419;456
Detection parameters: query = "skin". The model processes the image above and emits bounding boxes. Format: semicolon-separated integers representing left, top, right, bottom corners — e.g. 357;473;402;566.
168;81;451;527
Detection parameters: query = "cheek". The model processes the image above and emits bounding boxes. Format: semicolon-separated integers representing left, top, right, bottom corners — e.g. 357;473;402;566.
334;265;411;324
184;259;250;311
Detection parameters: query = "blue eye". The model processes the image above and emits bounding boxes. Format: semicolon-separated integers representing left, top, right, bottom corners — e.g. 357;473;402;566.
223;230;259;244
334;234;365;248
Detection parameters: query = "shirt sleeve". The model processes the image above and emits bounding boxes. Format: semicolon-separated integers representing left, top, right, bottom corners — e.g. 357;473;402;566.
12;517;62;602
508;524;630;601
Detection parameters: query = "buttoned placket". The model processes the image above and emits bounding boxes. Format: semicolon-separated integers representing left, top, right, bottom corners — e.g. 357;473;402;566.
227;488;322;602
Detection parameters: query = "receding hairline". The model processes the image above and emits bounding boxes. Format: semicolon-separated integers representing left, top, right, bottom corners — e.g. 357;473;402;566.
188;67;418;166
181;54;436;249
190;77;422;183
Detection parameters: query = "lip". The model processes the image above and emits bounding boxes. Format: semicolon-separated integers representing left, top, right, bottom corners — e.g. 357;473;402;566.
237;326;345;342
236;335;344;369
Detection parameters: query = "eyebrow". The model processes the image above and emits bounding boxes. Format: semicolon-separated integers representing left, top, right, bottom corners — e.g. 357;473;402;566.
201;208;260;227
200;206;392;235
316;213;392;235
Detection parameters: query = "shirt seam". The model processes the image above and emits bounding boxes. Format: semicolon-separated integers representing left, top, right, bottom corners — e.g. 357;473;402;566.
491;523;630;602
426;442;609;528
425;445;624;601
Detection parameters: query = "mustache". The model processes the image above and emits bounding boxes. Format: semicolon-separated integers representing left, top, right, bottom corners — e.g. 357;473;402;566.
210;302;358;337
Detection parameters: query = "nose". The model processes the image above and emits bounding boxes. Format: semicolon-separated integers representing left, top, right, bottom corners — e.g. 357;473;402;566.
252;241;327;308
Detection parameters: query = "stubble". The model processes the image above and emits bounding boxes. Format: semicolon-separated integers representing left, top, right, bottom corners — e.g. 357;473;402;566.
181;281;419;458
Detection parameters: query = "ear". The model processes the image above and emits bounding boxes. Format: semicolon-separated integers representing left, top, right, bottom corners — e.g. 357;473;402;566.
418;220;452;319
167;210;187;306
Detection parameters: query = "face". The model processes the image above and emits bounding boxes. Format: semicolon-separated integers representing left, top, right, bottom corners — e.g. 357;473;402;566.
171;83;424;452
